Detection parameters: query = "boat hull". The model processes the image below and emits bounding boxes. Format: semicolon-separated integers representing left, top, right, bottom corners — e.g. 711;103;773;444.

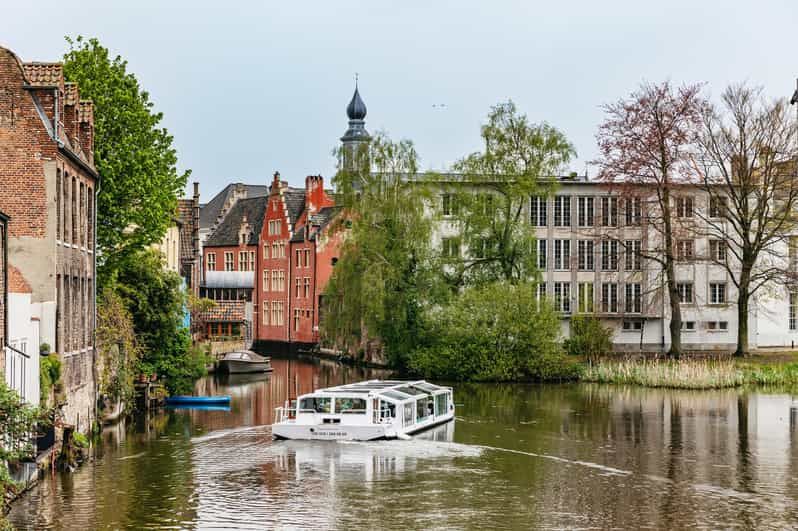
272;415;455;441
218;360;272;374
165;396;231;406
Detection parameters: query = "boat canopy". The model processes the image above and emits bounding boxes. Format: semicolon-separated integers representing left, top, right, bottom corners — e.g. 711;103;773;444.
309;380;451;404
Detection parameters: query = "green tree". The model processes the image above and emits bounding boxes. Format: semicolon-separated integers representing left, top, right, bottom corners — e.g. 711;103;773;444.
96;286;141;412
62;36;189;279
322;132;438;368
444;101;576;285
408;282;578;381
564;313;613;362
113;249;206;394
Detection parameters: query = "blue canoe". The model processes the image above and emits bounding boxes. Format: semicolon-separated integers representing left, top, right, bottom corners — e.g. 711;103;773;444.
165;404;231;412
165;395;231;406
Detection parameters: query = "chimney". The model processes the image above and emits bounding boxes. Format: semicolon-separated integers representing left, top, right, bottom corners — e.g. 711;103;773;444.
270;171;281;194
77;101;94;165
305;175;324;217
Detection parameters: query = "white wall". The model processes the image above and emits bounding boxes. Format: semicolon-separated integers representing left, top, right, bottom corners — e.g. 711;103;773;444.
6;292;40;405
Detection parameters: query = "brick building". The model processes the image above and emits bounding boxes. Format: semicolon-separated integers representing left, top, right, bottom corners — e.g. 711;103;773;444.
177;182;202;296
201;196;268;342
0;47;98;432
254;173;342;346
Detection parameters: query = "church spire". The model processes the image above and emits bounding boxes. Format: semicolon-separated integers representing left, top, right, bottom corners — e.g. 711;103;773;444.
340;79;370;170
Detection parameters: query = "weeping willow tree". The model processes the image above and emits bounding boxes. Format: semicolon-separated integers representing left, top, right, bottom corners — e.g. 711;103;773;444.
321;132;437;368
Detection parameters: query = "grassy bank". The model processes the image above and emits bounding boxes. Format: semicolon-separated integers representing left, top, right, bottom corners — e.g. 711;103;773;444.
581;356;798;390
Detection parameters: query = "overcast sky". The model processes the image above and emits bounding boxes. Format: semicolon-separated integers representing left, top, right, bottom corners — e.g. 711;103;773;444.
3;1;796;200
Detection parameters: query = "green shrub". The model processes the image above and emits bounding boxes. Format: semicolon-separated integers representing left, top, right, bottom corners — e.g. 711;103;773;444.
564;313;613;361
408;282;573;381
40;354;62;404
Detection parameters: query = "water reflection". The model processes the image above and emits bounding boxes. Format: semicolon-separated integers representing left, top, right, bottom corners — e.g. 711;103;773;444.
9;358;798;529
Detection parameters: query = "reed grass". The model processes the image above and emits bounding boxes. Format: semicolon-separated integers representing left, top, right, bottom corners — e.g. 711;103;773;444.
582;358;798;390
582;359;746;389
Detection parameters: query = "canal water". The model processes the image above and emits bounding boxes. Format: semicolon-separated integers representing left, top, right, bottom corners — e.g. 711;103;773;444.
9;356;798;529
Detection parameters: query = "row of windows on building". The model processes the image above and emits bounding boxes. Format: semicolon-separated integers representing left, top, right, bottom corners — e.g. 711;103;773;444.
442;193;728;227
615;320;729;333
442;237;727;267
263;270;286;292
56;273;94;355
538;280;728;314
206;251;256;272
56;169;94;249
266;241;287;259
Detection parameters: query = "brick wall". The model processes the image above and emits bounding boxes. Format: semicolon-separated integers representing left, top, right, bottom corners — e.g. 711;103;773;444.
0;46;97;433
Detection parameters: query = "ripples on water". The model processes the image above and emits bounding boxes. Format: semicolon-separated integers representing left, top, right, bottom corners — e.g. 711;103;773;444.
9;358;798;529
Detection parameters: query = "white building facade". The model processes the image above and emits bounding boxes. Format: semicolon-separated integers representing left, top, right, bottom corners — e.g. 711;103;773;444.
430;175;792;352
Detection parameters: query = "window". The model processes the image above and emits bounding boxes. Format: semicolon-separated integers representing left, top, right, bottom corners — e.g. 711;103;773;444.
263;270;269;292
577;240;594;271
578;197;594;227
622;320;643;331
578;282;594;313
709;282;727;304
536;283;547;308
709;240;726;262
442;238;460;258
601;283;618;313
536;239;547;270
676;282;693;304
554;196;571;227
625;240;642;271
790;292;797;331
790;237;798;271
554;282;571;313
707;321;728;331
295;278;301;298
56;169;62;241
676;196;693;218
554;239;570;270
295;249;301;266
206;253;216;271
471;238;488;259
224;252;234;271
87;188;94;248
268;220;282;235
262;303;269;325
304;249;310;267
72;176;77;244
601;197;618;227
478;193;495;217
335;397;367;414
304;277;311;298
239;251;248;271
625;283;642;313
264;243;269;260
625;197;642;226
300;396;331;413
530;196;547;226
442;193;457;216
601;240;618;271
279;270;285;292
681;321;696;331
709;196;727;218
294;309;301;332
271;270;278;291
676;240;694;261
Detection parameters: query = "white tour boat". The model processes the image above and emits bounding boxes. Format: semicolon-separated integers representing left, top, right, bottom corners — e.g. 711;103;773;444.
272;380;454;441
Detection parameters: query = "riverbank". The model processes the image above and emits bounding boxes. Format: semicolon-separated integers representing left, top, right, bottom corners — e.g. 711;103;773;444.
581;352;798;390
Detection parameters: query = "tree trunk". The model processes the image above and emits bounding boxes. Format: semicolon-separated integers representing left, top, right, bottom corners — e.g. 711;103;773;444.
735;267;752;358
661;187;681;359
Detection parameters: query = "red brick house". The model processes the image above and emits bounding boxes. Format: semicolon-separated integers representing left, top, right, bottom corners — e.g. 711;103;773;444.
254;173;343;347
0;47;98;433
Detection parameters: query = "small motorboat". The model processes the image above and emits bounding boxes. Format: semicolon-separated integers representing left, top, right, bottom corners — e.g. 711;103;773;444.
165;395;231;406
272;380;454;441
217;350;272;374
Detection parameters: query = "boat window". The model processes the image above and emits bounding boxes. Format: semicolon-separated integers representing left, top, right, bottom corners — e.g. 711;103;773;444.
403;403;414;426
379;400;396;420
299;396;332;413
435;393;447;416
334;397;367;414
414;382;440;393
381;390;411;401
397;386;425;396
416;397;431;421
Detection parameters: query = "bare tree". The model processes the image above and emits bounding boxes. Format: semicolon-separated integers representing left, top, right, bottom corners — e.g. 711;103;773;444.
595;81;704;358
690;84;798;357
